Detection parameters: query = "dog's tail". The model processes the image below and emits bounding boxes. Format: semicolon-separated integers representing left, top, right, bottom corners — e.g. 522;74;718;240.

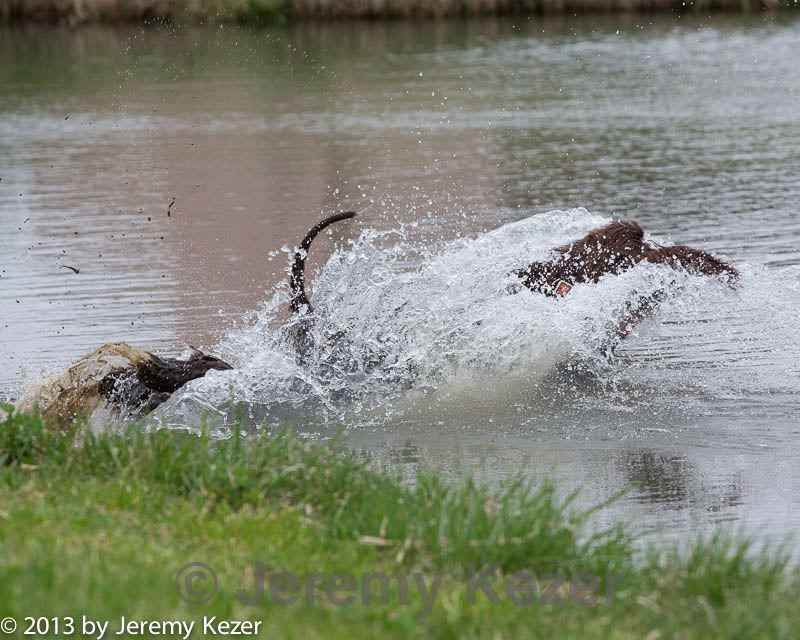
290;212;356;314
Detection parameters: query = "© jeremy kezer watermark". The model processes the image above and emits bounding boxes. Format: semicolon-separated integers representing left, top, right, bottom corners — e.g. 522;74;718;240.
175;562;624;617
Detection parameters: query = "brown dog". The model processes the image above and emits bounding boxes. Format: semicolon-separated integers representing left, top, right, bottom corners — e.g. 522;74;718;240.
514;221;738;297
513;221;738;345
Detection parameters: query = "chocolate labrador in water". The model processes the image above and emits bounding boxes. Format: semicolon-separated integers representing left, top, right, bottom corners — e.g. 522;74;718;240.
512;220;738;342
288;215;738;360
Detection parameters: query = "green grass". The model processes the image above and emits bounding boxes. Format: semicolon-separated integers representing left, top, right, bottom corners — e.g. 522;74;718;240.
0;406;798;638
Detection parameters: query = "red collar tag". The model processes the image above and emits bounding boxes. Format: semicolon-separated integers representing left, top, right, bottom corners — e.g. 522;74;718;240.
554;281;573;297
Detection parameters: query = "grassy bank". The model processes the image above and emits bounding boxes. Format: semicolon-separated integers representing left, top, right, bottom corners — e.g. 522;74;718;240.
1;0;797;25
0;405;798;638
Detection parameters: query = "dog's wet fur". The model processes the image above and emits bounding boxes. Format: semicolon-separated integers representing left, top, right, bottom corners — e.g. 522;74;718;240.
514;220;738;296
513;220;737;351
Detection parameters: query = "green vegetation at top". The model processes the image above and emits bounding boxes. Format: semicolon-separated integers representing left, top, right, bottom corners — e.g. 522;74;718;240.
0;405;798;638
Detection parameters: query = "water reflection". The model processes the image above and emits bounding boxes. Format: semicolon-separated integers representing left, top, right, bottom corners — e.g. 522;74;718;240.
622;452;693;508
342;428;760;544
619;450;744;517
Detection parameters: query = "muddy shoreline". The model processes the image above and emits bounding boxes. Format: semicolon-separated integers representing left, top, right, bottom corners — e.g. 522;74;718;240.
1;0;792;24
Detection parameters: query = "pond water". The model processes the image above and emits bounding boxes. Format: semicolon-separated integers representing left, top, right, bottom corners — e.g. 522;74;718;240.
1;15;799;549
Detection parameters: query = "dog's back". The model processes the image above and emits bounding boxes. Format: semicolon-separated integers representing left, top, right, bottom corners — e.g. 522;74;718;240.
515;221;737;297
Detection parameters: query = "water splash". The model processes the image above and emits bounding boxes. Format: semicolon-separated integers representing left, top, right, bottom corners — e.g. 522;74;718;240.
151;207;794;435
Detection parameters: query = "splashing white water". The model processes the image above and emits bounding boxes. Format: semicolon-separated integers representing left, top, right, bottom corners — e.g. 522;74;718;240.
151;207;785;434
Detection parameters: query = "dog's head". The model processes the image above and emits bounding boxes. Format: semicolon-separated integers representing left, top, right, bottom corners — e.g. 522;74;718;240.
515;221;648;296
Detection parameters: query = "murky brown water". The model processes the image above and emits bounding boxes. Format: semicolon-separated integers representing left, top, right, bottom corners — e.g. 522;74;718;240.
2;15;799;548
